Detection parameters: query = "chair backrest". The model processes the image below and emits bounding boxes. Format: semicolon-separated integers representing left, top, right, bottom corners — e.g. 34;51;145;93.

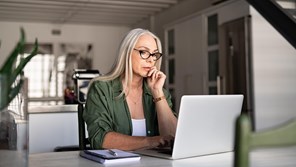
77;103;90;150
73;69;100;150
234;114;296;167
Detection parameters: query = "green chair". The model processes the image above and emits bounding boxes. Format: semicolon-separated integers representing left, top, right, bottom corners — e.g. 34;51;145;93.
234;114;296;167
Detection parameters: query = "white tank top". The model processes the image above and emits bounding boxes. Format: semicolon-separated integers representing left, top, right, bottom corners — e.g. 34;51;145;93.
131;119;147;136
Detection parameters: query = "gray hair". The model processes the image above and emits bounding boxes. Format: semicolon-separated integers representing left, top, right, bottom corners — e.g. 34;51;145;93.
91;28;163;97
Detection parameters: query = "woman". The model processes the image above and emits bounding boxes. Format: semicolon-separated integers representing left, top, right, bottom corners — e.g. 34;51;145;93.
84;28;177;151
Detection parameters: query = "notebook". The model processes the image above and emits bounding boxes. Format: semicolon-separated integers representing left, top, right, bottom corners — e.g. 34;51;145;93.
80;149;141;164
135;94;244;160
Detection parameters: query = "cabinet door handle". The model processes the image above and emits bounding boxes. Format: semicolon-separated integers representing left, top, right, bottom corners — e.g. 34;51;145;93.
217;76;222;95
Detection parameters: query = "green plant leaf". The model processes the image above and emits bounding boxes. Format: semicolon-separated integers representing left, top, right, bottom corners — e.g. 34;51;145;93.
0;27;26;74
0;74;9;110
10;39;38;85
8;79;24;105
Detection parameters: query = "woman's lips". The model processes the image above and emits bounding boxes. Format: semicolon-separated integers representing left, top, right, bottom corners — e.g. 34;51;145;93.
143;67;151;71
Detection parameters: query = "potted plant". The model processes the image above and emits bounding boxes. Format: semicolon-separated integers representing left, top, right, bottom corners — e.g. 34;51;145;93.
0;28;38;110
0;27;38;166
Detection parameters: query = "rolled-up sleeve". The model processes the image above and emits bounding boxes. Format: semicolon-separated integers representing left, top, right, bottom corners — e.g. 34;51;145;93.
83;81;113;149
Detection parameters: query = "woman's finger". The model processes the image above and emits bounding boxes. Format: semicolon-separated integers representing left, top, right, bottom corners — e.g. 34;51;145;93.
147;68;157;77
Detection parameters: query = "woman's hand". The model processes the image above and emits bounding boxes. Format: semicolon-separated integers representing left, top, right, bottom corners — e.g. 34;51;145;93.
147;67;166;96
145;135;174;149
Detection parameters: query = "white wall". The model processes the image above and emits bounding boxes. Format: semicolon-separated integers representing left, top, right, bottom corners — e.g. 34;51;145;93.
162;0;250;109
134;0;212;42
0;22;130;74
211;0;296;131
250;7;296;130
167;15;204;110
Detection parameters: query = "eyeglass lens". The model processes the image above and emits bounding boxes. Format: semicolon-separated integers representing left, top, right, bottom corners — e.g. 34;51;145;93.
135;49;162;61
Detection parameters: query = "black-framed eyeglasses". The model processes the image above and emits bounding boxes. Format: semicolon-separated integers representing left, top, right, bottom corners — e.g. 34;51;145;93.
133;49;162;61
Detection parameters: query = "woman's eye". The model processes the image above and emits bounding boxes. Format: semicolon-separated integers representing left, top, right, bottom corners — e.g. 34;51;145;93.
141;51;149;56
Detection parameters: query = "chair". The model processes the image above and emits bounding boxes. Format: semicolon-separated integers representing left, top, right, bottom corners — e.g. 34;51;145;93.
73;69;100;150
77;103;89;150
54;69;100;152
234;114;296;167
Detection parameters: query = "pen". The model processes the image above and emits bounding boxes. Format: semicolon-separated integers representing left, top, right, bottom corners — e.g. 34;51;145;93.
108;149;118;156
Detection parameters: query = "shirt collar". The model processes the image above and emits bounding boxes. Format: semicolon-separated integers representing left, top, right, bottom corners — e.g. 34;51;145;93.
112;77;123;97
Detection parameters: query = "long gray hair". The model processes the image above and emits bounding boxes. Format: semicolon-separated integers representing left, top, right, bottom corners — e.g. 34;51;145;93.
91;28;163;97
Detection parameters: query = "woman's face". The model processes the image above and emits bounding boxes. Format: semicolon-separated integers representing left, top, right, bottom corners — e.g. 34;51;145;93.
132;34;159;78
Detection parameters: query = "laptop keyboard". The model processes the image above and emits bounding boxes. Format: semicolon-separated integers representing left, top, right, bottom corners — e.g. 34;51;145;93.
150;147;173;155
148;139;174;155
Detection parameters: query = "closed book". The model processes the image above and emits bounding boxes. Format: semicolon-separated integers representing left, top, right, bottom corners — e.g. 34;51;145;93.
80;149;141;164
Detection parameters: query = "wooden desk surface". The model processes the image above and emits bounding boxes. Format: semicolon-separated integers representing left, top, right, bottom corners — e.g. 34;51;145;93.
28;147;296;167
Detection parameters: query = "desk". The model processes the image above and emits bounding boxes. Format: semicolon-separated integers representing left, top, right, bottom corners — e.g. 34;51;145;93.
0;150;26;167
29;147;296;167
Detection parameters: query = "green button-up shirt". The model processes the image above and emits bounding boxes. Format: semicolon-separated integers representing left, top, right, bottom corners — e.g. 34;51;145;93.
84;77;175;149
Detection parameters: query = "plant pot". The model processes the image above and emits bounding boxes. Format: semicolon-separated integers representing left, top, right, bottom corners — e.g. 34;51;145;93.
0;108;28;167
0;92;28;167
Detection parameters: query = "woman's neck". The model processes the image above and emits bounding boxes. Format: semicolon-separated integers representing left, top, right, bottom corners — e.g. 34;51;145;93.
131;76;143;90
122;75;143;91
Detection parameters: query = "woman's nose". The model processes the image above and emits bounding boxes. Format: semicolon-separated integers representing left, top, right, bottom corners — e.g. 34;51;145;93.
146;55;154;63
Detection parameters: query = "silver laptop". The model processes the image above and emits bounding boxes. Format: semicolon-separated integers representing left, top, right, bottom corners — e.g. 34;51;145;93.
135;95;244;160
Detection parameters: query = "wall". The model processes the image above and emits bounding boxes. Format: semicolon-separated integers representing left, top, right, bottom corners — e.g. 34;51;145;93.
250;7;296;130
160;0;250;110
164;15;204;111
0;22;130;74
134;0;212;42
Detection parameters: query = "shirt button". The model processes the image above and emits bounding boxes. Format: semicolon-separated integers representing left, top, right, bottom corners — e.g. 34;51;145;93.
148;131;151;134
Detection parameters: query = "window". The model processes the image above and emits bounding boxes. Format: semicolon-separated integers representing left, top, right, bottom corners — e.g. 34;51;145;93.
20;44;64;106
20;43;94;106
